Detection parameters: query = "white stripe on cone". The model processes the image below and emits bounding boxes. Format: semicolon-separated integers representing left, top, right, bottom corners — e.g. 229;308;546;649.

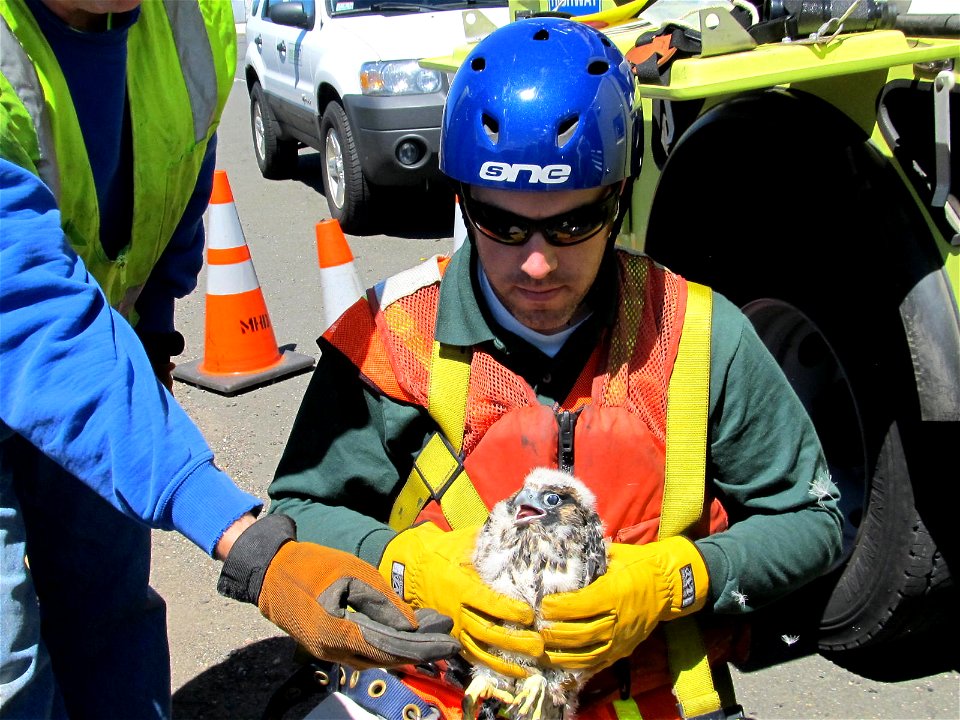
320;262;363;331
207;261;261;296
207;202;247;250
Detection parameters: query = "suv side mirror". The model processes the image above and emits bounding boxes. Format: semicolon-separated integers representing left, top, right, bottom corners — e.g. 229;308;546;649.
269;2;313;29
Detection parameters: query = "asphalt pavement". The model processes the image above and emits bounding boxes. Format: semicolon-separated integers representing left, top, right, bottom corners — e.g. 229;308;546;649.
148;42;960;720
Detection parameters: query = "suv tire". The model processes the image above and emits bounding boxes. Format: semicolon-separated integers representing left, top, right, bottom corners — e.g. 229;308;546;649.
251;83;298;180
320;102;372;234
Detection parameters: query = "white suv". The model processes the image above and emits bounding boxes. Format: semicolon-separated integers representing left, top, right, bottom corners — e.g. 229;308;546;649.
243;0;508;233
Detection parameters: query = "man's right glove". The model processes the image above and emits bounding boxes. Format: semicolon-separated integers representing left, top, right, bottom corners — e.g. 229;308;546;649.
538;536;709;672
218;514;461;669
379;522;543;678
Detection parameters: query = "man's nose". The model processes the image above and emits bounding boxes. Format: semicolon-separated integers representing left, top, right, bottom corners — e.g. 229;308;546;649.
520;233;557;279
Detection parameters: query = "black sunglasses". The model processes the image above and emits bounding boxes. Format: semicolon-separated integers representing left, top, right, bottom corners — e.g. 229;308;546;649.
460;186;620;247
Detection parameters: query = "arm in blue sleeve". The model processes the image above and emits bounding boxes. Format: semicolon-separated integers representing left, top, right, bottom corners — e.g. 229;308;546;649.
0;157;261;555
134;134;218;335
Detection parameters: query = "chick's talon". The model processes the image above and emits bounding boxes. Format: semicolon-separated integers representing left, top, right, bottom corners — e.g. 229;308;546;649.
511;673;548;720
462;676;516;720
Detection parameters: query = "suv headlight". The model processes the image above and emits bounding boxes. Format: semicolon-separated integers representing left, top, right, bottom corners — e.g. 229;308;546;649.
360;60;442;96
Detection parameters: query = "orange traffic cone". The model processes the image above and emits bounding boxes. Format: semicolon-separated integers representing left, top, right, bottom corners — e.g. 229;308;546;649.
452;194;468;252
316;218;363;331
173;170;314;394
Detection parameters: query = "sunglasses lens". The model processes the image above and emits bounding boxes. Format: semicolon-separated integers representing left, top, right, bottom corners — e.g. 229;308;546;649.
549;208;608;244
468;203;530;245
465;189;618;246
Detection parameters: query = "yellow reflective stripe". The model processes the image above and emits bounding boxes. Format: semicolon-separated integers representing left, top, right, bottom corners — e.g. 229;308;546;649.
389;433;452;530
664;618;722;717
661;280;723;717
388;431;489;531
660;281;712;540
389;341;489;530
428;342;472;453
439;471;489;529
612;698;644;720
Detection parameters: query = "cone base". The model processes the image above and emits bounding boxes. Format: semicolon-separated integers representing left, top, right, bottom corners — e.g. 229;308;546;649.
172;348;315;395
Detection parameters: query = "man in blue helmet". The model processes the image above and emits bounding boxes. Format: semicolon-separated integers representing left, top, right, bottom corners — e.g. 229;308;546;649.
268;17;842;720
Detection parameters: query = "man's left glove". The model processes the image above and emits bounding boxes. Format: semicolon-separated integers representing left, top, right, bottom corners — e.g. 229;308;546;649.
218;514;461;669
538;536;709;672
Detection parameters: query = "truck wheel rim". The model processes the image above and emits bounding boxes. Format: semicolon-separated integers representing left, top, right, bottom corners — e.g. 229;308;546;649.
325;131;345;208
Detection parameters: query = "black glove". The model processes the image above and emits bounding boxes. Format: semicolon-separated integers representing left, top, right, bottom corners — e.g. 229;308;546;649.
136;330;185;391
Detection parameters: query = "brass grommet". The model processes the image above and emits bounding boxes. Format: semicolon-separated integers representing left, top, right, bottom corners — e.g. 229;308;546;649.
349;670;360;688
402;703;422;720
339;666;346;686
367;679;387;698
314;670;330;686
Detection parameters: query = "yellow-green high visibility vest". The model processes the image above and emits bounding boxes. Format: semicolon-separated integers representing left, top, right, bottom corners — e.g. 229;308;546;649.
0;0;236;323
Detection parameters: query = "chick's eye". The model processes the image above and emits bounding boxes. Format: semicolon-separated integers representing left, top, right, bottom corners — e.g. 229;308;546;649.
543;492;562;507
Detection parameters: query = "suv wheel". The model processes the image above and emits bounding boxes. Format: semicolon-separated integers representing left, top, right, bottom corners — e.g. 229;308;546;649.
250;83;298;180
320;102;372;234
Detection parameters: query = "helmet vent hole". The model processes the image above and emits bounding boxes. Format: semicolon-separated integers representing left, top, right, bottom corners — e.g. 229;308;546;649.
533;29;550;40
587;60;609;76
557;116;579;147
471;57;486;72
482;113;500;144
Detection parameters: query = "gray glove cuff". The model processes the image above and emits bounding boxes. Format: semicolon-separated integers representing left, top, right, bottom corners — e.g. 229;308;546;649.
217;514;296;604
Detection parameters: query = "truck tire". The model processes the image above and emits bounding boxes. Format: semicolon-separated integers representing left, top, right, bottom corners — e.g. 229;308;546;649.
250;83;299;180
644;89;956;669
319;102;373;234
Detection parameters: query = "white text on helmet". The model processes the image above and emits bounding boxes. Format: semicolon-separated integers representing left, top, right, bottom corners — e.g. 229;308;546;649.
478;162;572;184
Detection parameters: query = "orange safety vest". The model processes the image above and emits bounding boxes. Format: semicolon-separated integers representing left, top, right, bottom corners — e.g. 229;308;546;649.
325;250;744;719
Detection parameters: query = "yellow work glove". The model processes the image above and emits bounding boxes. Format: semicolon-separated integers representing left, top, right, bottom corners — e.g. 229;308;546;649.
539;536;709;672
218;515;461;669
379;522;543;678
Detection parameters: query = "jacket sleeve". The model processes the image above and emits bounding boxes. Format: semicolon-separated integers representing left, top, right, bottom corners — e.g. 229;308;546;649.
0;158;261;556
133;134;217;336
695;292;843;613
268;336;434;566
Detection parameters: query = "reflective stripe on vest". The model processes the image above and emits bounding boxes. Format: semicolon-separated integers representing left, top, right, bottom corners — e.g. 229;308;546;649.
659;281;723;719
387;341;488;530
0;0;235;322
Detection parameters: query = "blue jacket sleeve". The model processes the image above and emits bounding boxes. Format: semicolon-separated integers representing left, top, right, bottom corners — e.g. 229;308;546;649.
133;134;217;335
0;158;261;556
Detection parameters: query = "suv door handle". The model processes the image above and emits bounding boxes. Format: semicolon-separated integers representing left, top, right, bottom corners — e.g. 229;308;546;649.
254;34;262;50
277;40;287;55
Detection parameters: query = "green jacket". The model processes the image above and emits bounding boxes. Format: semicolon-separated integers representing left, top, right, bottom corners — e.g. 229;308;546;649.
269;243;843;613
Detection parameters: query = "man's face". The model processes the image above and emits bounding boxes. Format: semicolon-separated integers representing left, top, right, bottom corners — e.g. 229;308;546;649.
42;0;142;30
466;185;614;335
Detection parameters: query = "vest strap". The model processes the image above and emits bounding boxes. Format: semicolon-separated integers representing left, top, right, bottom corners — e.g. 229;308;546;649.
389;341;487;530
661;281;712;539
428;341;471;453
388;431;488;531
660;281;722;718
612;698;645;719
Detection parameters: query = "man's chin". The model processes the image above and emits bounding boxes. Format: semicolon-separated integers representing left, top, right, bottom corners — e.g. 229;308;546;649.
511;309;575;335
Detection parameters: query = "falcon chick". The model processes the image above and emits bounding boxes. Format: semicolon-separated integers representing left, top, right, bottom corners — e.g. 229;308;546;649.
464;467;608;720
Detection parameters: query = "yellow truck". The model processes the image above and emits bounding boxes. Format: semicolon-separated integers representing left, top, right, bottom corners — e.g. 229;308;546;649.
427;0;959;670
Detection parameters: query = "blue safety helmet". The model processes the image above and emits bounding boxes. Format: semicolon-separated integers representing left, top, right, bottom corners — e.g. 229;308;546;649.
439;17;637;191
